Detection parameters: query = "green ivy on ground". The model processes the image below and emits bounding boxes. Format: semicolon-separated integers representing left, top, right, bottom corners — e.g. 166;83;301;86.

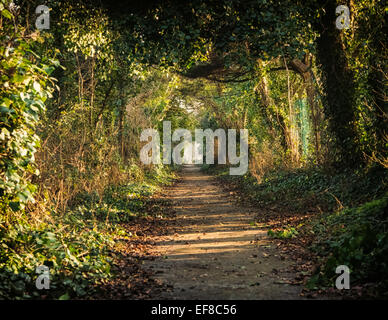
0;165;176;299
205;164;387;212
308;195;388;295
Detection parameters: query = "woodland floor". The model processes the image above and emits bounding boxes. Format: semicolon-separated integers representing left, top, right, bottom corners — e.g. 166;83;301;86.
140;165;311;299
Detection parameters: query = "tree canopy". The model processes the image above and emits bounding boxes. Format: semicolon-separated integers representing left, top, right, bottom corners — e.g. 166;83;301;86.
1;0;387;299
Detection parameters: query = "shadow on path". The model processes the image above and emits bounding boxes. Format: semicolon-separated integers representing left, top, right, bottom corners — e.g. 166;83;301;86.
145;165;304;299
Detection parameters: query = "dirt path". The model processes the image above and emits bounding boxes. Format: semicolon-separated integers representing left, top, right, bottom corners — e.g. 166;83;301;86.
145;165;304;299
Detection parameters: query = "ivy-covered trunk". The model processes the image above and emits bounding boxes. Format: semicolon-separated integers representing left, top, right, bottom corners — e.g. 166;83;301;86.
367;4;388;158
315;0;361;168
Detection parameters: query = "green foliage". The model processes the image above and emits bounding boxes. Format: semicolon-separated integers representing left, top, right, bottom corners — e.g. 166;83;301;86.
309;195;388;293
130;0;316;70
0;2;57;213
213;165;387;213
0;2;180;299
0;165;176;299
0;214;113;299
268;226;299;239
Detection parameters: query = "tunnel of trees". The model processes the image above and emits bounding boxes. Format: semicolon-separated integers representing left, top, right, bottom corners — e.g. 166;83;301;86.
0;0;387;299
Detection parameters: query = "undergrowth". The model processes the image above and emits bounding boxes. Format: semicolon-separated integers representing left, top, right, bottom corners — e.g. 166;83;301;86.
308;195;388;296
205;164;387;213
0;165;176;299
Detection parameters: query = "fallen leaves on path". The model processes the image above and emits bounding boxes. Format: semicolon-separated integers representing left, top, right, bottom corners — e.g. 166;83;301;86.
95;192;177;299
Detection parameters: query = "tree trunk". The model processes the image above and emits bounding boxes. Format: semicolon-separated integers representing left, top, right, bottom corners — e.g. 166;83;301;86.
304;70;322;164
314;0;361;168
289;57;323;164
256;72;288;154
367;4;388;158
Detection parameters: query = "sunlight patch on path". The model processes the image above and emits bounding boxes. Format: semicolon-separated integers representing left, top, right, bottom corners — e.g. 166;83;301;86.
144;165;304;300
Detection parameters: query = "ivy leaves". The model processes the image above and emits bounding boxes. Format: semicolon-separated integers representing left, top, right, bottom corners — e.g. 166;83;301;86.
0;4;57;213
